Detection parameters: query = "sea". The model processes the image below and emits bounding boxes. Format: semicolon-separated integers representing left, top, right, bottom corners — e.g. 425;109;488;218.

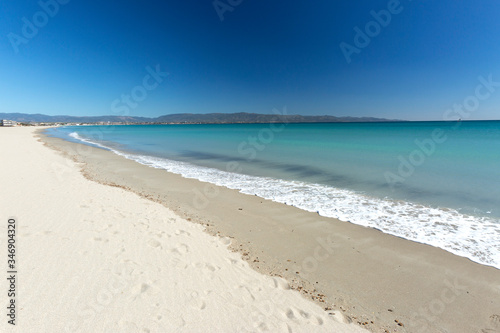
46;121;500;269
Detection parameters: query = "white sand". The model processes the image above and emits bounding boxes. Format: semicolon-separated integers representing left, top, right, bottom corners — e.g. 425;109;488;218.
0;127;367;332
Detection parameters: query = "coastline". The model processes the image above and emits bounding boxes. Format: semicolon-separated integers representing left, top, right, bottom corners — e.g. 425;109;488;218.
1;127;367;333
37;128;500;332
49;122;500;270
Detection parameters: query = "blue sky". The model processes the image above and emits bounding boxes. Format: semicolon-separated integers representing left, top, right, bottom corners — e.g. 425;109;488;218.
1;0;499;120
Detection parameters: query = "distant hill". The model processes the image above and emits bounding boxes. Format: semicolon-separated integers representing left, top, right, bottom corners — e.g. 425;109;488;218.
0;112;402;124
0;113;151;123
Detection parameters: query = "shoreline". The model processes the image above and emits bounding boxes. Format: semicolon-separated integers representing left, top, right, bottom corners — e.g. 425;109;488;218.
47;123;500;271
38;128;500;332
1;126;370;332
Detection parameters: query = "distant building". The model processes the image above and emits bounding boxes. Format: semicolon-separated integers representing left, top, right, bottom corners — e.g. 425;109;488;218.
1;120;17;127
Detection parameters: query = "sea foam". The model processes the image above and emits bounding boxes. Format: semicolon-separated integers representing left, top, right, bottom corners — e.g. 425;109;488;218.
69;132;500;269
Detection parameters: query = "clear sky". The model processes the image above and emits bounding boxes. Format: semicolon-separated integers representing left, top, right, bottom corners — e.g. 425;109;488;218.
1;0;499;120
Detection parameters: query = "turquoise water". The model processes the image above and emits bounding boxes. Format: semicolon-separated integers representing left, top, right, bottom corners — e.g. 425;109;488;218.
47;121;500;268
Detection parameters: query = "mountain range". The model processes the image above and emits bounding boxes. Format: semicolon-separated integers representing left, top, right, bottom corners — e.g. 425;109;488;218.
0;112;402;124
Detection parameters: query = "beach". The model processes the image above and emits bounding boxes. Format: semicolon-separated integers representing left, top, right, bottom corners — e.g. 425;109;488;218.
0;127;367;332
1;126;499;332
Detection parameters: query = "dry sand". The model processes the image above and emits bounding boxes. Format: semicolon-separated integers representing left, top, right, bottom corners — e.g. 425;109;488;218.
0;127;368;332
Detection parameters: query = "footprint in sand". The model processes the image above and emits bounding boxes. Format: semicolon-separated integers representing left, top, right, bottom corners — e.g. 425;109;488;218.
118;321;139;332
175;229;191;236
155;231;167;238
112;261;136;278
236;285;258;303
194;262;218;272
481;315;500;333
285;308;295;320
218;290;244;308
170;257;188;269
131;283;150;297
187;291;207;310
219;237;232;246
138;222;150;230
170;243;189;255
270;277;290;290
249;311;270;331
283;307;324;326
490;314;500;327
113;247;126;257
147;239;162;248
170;316;186;327
193;262;219;280
227;258;238;265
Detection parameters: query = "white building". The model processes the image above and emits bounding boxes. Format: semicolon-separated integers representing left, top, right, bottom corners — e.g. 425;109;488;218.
1;120;17;127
